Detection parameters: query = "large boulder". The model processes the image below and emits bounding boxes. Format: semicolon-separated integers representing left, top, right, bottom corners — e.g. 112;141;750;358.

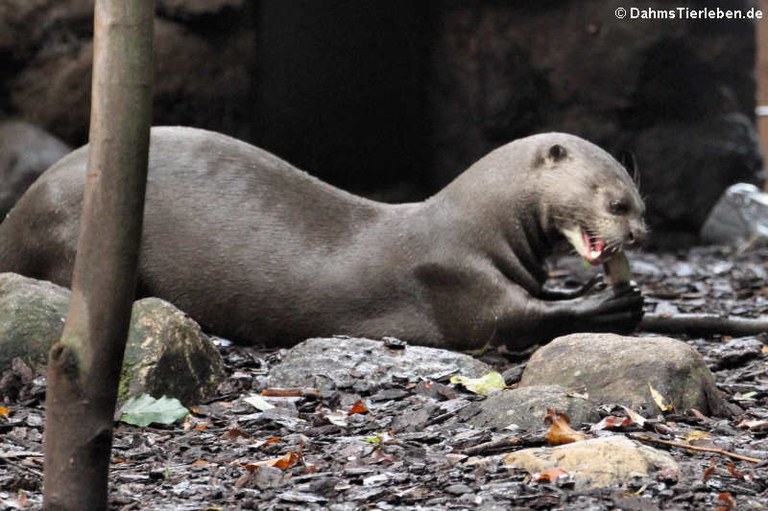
519;333;730;417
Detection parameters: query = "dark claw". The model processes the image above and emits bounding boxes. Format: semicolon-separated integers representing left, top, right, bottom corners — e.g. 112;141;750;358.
569;281;645;333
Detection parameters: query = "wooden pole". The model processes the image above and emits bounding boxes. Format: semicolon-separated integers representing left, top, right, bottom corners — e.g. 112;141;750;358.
43;1;154;509
756;0;768;191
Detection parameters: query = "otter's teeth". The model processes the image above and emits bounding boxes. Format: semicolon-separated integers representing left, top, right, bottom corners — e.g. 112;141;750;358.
589;236;606;260
582;230;605;265
562;226;604;265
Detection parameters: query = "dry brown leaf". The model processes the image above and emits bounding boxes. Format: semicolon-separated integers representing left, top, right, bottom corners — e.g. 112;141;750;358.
0;406;10;417
726;462;745;479
702;458;716;481
591;415;632;432
716;491;736;510
544;408;588;445
221;428;251;442
532;467;569;483
620;405;648;428
367;448;399;465
689;408;712;423
273;450;300;470
245;450;300;471
348;400;369;415
737;418;768;431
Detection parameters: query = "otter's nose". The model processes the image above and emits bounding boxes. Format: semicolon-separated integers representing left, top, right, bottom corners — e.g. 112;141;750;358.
626;222;647;245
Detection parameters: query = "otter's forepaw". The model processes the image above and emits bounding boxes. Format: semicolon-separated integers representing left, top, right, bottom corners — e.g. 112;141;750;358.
595;283;644;332
570;280;644;333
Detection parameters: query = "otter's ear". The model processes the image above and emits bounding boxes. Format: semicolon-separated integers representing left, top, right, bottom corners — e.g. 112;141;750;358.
618;150;639;183
548;144;567;162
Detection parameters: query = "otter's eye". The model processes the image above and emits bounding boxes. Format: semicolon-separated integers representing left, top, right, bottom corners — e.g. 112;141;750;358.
609;200;629;215
548;144;567;161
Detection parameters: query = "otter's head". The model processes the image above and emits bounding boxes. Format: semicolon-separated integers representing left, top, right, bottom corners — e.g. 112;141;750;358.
532;134;646;265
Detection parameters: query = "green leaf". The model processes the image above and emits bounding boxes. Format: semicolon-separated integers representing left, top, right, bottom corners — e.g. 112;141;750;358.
449;371;506;396
119;394;189;427
364;433;383;444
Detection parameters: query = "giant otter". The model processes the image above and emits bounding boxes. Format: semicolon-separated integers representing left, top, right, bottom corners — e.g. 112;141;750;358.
0;127;645;350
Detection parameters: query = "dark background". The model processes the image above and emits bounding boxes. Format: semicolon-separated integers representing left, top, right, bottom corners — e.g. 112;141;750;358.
0;0;763;240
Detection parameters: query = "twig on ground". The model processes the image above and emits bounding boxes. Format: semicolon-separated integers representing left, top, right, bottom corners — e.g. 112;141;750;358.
632;434;762;464
640;314;768;337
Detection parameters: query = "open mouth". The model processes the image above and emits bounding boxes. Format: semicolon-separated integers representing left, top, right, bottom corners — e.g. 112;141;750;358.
561;226;612;266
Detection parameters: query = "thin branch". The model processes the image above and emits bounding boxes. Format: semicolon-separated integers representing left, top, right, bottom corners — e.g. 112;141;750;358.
632;434;762;464
640;314;768;337
460;433;545;456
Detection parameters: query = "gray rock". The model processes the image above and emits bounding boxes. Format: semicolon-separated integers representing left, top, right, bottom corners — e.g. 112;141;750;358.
268;337;493;391
503;436;680;490
700;183;768;246
466;385;599;432
520;333;729;416
0;272;69;370
122;297;225;406
0;273;225;405
0;120;70;218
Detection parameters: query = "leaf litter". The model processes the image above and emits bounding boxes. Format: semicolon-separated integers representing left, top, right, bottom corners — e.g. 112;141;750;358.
1;246;768;509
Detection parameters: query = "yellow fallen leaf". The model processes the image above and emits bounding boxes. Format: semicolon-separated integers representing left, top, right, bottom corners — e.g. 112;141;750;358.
648;383;674;412
449;372;506;396
683;430;711;443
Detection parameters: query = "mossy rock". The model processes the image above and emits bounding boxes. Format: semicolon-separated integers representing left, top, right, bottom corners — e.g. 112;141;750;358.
122;297;225;406
0;272;69;370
